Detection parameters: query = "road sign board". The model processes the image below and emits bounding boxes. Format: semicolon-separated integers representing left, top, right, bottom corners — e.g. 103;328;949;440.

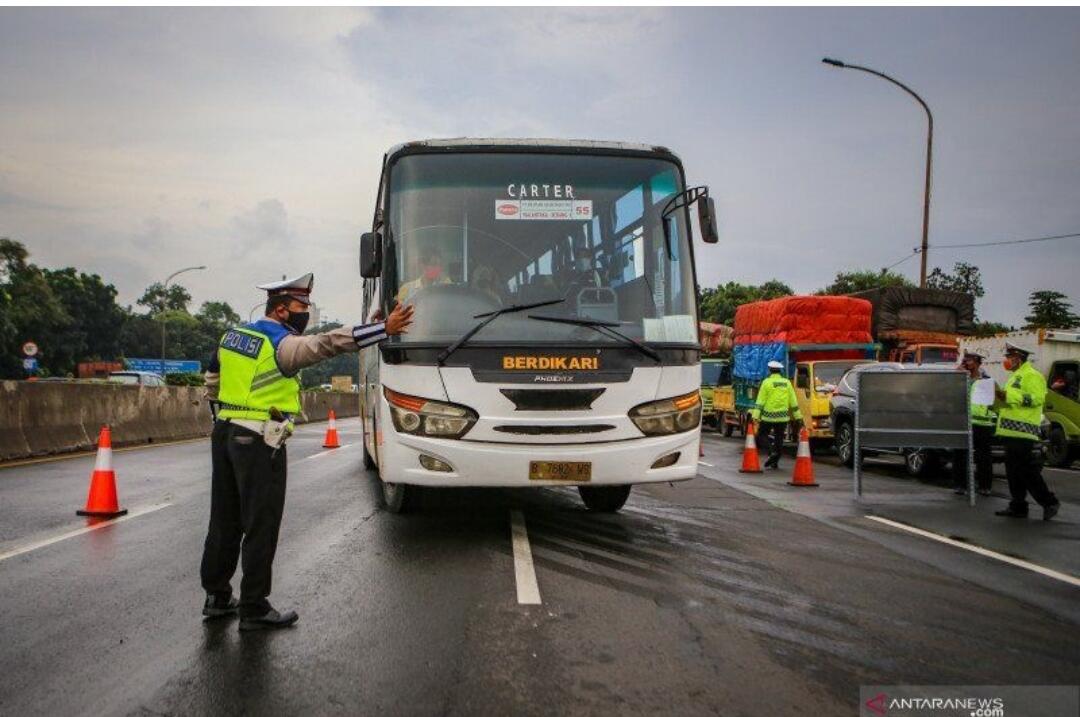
23;357;38;371
22;341;38;357
125;358;202;374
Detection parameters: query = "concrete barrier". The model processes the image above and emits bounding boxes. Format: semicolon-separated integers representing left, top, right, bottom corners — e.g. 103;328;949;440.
0;381;359;462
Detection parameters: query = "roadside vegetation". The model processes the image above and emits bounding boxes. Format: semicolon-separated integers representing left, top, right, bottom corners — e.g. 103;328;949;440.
0;237;353;386
2;237;1075;383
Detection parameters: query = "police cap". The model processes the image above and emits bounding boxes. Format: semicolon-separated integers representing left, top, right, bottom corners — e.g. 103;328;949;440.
1004;340;1033;358
257;273;314;306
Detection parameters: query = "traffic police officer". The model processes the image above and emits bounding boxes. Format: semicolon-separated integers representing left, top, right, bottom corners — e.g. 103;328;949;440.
751;360;803;470
200;273;414;630
993;341;1060;520
953;350;995;496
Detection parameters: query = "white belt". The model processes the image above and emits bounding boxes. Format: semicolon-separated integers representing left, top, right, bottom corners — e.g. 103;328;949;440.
228;418;266;434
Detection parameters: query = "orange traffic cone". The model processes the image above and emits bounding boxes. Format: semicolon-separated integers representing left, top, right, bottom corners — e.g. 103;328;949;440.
738;420;763;474
788;427;819;487
77;426;128;518
322;409;340;449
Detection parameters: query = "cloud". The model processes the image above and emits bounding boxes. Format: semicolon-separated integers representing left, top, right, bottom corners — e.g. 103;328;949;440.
0;7;1077;328
229;199;292;257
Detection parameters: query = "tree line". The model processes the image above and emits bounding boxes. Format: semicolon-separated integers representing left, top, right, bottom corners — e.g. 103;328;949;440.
699;261;1079;335
0;238;356;386
3;237;1076;380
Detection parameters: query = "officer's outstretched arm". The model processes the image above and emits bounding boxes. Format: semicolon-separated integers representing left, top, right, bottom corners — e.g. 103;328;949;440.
276;322;386;375
275;304;414;375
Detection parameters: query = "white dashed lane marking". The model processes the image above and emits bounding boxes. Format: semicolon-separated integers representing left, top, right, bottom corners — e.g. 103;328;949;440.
510;509;542;605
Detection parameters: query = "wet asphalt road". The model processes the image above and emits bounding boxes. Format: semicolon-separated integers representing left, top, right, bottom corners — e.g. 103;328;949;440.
1;419;1078;716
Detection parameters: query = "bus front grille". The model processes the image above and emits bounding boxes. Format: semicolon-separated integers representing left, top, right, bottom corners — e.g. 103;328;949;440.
499;388;605;411
492;424;615;435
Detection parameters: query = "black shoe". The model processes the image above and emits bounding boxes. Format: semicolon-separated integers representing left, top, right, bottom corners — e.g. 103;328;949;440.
202;594;239;618
994;508;1028;519
239;607;299;632
1043;502;1060;521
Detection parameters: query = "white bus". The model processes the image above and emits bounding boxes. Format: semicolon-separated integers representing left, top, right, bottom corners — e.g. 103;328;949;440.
358;139;718;513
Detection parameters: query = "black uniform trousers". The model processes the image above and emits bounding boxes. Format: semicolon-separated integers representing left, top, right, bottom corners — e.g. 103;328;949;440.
952;424;995;492
1002;436;1056;513
200;420;287;617
757;421;787;467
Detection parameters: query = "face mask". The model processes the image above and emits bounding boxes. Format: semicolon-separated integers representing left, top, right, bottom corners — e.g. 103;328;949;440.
284;310;310;335
423;265;442;281
1004;356;1021;371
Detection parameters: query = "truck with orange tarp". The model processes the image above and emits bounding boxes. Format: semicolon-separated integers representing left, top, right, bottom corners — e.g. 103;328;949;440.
724;296;878;449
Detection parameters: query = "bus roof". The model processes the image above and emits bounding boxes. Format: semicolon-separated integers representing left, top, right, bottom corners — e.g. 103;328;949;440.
385;138;680;163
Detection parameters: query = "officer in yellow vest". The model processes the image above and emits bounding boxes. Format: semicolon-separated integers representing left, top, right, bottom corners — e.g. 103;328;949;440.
953;350;995;496
993;341;1059;520
751;360;803;470
200;273;414;629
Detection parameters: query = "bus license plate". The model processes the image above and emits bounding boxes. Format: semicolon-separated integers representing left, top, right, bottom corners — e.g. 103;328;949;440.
529;461;591;482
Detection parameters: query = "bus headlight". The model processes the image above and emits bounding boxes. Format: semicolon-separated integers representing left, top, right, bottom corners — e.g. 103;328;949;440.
629;391;701;436
385;388;478;439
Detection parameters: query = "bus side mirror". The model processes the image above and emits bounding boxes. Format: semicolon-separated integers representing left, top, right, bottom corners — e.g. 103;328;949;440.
698;196;719;244
360;232;381;278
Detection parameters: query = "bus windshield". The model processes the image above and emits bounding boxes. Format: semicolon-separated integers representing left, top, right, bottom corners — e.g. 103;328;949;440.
385;152;697;346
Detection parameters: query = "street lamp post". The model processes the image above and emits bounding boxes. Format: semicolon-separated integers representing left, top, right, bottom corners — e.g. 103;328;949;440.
822;57;934;287
160;265;206;377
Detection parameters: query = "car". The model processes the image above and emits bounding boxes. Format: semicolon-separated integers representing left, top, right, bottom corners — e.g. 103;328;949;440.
829;362;1049;476
108;370;167;387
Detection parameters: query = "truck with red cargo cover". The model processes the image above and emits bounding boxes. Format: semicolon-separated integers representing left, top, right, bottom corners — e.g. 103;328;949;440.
723;296;878;449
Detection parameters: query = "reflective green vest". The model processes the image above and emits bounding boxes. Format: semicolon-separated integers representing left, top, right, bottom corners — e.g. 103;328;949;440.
970;378;996;427
995;361;1044;441
216;326;300;421
752;373;803;423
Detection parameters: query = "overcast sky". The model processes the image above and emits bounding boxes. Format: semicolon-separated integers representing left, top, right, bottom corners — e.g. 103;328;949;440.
1;7;1077;327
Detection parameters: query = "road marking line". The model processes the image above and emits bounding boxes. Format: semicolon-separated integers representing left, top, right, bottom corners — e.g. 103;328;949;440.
0;502;173;563
294;444;354;464
698;461;714;467
866;516;1080;588
510;509;542;605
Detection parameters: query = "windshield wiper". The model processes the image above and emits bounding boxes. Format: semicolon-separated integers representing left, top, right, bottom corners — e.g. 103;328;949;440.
436;298;565;365
526;314;662;363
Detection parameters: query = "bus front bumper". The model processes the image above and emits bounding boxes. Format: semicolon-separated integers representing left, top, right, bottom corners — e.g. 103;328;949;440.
381;431;701;487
